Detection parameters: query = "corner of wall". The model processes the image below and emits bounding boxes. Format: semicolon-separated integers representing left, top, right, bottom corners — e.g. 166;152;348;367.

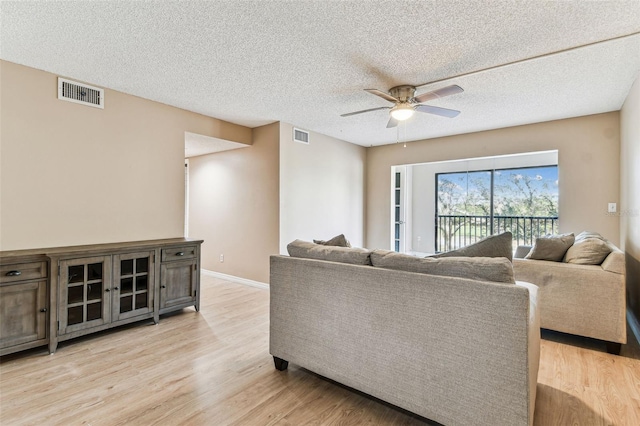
620;73;640;345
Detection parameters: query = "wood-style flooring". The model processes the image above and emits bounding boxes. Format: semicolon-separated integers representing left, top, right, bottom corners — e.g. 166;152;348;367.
1;275;639;425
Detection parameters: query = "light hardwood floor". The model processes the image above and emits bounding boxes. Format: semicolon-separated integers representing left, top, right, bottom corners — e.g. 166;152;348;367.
1;275;639;425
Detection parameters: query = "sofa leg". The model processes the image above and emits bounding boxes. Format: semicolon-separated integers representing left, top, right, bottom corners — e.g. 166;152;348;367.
605;342;621;355
273;356;289;371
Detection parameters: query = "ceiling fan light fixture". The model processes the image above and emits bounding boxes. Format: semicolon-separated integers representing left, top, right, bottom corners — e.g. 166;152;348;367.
390;104;415;121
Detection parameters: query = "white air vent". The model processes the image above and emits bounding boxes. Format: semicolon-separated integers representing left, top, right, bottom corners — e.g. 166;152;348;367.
57;77;104;109
293;128;310;144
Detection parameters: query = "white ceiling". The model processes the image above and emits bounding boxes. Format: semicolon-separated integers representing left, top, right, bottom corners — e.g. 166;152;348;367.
1;1;639;147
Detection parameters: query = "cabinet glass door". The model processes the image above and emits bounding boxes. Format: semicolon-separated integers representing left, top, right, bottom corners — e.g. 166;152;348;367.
60;256;111;333
113;252;154;321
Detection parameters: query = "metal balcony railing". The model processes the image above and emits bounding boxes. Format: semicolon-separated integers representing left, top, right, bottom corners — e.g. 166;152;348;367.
435;214;559;252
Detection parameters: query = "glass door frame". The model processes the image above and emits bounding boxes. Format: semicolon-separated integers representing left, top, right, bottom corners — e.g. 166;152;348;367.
58;255;112;334
112;251;155;322
391;166;412;252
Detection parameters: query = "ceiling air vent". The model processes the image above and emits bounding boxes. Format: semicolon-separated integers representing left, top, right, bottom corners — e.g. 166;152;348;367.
57;77;104;109
293;128;310;144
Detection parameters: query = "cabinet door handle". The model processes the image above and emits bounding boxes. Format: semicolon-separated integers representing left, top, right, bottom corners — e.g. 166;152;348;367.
176;252;185;256
161;285;166;288
40;308;47;313
6;270;22;277
105;288;111;292
114;286;119;290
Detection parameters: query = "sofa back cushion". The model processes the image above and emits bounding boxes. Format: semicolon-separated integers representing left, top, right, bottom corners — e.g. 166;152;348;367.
371;250;515;283
525;233;575;261
430;231;514;261
313;234;351;247
287;240;372;265
564;237;612;265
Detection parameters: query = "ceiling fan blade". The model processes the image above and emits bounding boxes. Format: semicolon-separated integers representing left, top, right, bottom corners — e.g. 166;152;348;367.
341;106;391;117
413;85;464;103
365;89;399;103
415;104;461;118
386;116;398;128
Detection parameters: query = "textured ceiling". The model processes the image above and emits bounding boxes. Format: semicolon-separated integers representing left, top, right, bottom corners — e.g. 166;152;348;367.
1;1;639;146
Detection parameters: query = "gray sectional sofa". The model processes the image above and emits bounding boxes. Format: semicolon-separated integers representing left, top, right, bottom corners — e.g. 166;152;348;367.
513;232;626;353
270;241;540;426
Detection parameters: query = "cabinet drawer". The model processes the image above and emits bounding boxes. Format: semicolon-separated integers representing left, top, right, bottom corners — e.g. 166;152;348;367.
161;246;197;262
0;261;48;284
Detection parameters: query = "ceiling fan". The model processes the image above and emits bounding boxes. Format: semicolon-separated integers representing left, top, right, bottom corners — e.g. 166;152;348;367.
341;84;464;128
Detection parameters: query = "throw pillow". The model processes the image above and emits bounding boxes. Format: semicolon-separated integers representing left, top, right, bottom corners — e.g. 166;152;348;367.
371;250;515;284
287;239;371;265
313;234;351;247
575;231;605;242
525;233;575;262
430;231;513;261
563;237;611;265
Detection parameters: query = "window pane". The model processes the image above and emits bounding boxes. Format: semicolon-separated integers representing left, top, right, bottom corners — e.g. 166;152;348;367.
436;171;491;251
135;292;148;310
121;259;134;275
437;171;491;216
493;166;558;217
88;263;103;280
68;306;83;325
68;285;83;304
136;275;148;291
87;282;102;301
68;265;84;284
136;257;149;273
120;296;133;314
87;302;102;321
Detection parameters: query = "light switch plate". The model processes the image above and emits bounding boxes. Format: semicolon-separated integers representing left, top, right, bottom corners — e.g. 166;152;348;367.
608;203;617;213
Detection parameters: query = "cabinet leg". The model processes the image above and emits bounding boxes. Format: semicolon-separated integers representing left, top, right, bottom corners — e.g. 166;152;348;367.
48;341;58;354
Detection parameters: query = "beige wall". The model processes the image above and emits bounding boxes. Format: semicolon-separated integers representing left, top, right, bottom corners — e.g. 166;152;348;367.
620;74;640;330
279;123;366;253
0;61;251;251
188;122;279;283
366;113;621;250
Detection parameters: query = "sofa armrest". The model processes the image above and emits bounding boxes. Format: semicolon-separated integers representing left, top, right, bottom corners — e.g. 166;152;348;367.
514;245;532;259
601;246;625;275
516;280;540;425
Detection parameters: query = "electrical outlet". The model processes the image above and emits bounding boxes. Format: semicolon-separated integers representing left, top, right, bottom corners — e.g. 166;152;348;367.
219;254;224;263
608;203;617;213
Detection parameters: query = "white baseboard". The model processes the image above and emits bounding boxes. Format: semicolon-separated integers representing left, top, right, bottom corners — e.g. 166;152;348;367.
627;309;640;346
201;269;269;290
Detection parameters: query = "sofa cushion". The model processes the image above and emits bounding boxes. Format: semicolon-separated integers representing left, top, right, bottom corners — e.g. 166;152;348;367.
564;237;612;265
575;231;605;242
430;231;513;261
371;250;515;283
287;240;371;265
525;233;575;262
313;234;351;247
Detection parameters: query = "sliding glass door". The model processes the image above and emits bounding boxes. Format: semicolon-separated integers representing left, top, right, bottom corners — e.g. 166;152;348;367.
435;165;558;252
